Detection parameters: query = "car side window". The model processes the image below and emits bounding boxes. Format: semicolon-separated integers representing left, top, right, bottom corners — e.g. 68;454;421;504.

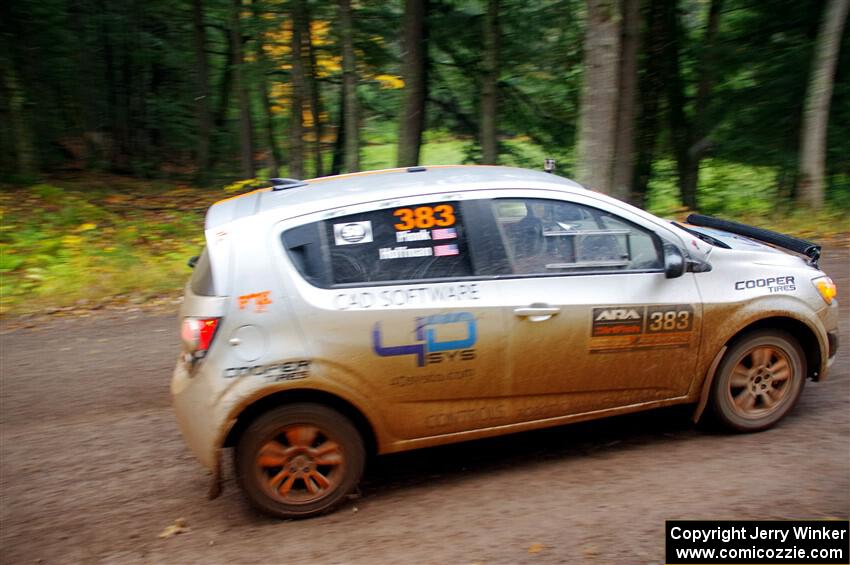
491;198;662;275
283;200;475;286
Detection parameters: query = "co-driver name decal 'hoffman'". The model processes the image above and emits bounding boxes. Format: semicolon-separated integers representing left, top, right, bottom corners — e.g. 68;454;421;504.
590;304;695;352
734;276;796;293
334;283;480;310
378;246;433;260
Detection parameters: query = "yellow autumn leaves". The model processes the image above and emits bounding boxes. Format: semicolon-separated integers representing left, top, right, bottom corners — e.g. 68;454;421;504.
262;18;403;117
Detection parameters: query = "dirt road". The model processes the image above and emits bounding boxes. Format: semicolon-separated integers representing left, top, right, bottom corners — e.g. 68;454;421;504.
2;248;848;564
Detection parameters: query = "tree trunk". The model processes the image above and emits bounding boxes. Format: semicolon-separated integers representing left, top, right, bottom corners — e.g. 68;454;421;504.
0;50;12;175
396;0;429;167
210;39;234;172
331;87;345;175
798;0;849;209
98;0;127;173
305;8;324;178
231;0;255;179
289;0;307;179
575;0;621;194
339;0;360;173
251;0;281;178
680;0;723;207
479;0;499;165
70;0;99;167
632;0;664;208
192;0;212;183
3;58;37;177
659;0;695;209
115;15;133;173
611;0;639;202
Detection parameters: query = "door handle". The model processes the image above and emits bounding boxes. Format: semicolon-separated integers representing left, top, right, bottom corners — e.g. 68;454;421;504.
514;305;561;322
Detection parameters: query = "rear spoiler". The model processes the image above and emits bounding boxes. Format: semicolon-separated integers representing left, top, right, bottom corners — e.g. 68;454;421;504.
686;214;821;268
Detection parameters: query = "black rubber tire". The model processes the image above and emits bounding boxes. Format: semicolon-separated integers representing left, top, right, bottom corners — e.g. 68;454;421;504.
235;403;365;519
709;330;806;432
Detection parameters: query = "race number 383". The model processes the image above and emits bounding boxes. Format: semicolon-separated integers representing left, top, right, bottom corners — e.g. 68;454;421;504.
393;204;456;230
647;304;694;333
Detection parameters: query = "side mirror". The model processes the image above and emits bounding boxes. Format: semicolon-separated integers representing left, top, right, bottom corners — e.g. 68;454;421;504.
663;244;685;279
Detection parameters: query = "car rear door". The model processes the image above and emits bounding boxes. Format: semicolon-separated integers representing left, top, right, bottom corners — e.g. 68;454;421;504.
278;195;512;442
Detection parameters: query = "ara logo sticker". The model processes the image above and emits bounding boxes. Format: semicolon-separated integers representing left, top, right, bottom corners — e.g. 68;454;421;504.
592;307;644;336
594;308;642;321
334;221;373;245
372;312;477;367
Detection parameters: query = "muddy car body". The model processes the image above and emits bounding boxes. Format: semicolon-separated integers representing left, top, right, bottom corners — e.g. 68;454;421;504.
172;165;839;518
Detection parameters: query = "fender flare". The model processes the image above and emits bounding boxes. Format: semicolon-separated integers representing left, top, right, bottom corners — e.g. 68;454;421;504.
692;345;727;423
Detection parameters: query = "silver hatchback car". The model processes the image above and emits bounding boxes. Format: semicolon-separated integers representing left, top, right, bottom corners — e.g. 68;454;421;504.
172;165;839;518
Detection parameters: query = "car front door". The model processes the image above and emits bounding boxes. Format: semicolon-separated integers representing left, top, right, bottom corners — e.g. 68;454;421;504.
483;195;703;421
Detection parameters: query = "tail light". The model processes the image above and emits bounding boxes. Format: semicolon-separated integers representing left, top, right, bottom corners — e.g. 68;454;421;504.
181;317;220;361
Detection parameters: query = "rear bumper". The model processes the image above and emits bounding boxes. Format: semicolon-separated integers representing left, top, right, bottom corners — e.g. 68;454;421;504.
171;358;220;470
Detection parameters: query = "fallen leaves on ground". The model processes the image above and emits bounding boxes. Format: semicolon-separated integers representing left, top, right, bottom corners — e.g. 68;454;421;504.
158;517;189;539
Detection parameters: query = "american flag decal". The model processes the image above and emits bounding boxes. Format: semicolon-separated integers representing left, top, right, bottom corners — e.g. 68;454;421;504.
434;244;459;257
432;227;457;240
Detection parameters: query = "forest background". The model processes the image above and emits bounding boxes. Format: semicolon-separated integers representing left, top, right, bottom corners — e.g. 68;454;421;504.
0;0;848;315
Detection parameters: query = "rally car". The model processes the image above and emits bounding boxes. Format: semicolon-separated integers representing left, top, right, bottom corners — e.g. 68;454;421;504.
172;165;839;518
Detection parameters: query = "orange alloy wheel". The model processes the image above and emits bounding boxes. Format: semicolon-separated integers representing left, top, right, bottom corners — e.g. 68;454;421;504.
725;345;794;418
256;424;344;503
236;403;365;519
711;330;805;432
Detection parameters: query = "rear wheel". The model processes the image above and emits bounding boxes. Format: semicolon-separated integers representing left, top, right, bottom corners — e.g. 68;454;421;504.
710;330;805;432
235;403;365;519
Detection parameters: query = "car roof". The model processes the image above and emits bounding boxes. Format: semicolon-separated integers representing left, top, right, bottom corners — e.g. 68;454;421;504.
206;165;586;230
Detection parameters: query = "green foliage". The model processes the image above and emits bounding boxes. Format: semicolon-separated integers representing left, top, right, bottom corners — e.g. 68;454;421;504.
645;157;850;236
0;179;218;315
1;0;848;322
1;156;847;316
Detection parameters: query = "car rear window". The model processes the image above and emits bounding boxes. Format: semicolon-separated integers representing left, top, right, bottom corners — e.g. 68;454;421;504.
283;201;475;286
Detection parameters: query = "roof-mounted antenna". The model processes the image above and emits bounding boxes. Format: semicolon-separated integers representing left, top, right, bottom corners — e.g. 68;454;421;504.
269;177;307;191
544;158;556;174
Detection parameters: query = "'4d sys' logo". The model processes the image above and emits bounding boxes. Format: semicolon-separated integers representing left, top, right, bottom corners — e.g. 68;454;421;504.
372;312;477;366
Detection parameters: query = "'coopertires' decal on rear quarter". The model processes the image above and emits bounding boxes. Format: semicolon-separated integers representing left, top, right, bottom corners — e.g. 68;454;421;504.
223;360;311;381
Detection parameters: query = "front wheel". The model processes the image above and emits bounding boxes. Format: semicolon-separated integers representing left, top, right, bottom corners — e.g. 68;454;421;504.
710;330;806;432
235;403;365;519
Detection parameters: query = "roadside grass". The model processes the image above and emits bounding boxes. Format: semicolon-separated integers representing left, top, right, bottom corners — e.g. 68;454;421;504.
1;142;847;316
0;176;216;316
